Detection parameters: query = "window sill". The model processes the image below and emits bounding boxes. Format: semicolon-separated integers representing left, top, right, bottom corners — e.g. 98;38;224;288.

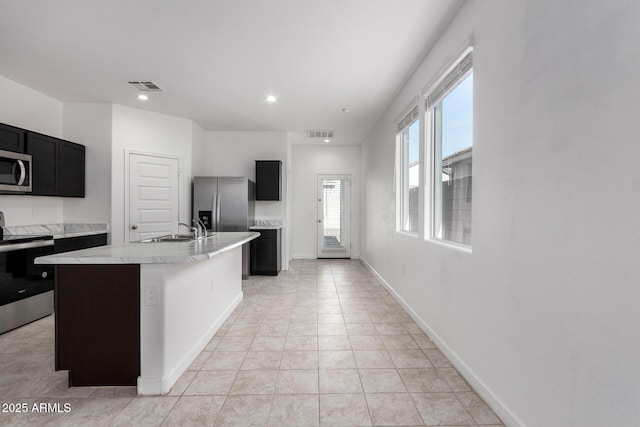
425;237;472;254
396;230;420;239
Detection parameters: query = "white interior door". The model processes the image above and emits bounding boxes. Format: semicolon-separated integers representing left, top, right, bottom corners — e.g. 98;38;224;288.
128;153;180;242
317;174;351;258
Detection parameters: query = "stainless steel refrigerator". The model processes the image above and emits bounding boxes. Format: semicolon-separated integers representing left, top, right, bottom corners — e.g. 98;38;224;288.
192;177;255;278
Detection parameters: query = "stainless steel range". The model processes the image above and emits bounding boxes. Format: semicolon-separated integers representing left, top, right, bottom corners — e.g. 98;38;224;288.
0;214;54;334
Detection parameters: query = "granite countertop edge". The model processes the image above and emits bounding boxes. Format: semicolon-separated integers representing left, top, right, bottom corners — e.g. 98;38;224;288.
35;232;259;265
2;223;109;239
53;230;109;239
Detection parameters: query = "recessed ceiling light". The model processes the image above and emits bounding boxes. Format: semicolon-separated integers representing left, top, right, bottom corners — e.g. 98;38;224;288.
266;95;277;103
138;94;149;101
342;107;352;113
324;139;331;143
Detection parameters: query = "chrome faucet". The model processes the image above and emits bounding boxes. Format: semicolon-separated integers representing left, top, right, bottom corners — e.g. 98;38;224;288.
178;222;198;237
198;218;208;237
193;218;207;238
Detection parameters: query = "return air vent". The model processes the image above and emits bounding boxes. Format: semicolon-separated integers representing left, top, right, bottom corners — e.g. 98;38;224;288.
306;130;335;139
127;81;163;92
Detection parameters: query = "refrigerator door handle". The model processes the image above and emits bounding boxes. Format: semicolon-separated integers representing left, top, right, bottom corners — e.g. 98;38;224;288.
212;192;217;232
216;192;222;227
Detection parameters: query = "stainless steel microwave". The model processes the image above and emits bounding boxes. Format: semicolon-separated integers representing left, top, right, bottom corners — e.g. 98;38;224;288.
0;149;32;193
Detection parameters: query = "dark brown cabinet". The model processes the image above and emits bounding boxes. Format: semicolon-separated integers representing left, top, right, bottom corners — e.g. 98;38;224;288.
250;228;281;276
26;132;58;196
54;233;118;385
54;233;107;254
35;233;109;289
0;123;25;153
56;264;140;386
58;140;85;197
255;160;282;201
26;132;85;197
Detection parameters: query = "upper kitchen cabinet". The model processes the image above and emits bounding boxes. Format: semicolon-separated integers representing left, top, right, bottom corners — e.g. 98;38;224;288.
58;140;85;197
26;132;85;198
0;123;26;153
255;160;282;201
26;132;58;196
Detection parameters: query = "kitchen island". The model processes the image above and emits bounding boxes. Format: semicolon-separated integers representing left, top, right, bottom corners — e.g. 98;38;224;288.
35;232;259;395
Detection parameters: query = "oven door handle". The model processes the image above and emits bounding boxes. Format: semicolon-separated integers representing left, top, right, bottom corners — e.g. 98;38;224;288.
0;239;54;253
16;160;26;186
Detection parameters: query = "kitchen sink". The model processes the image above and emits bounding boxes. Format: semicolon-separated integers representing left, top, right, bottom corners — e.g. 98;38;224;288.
137;234;198;243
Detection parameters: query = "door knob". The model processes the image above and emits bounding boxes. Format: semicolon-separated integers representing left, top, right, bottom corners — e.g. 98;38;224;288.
131;225;138;230
318;220;321;223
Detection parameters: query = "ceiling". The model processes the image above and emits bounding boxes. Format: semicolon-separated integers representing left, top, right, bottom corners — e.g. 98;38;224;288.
0;0;463;145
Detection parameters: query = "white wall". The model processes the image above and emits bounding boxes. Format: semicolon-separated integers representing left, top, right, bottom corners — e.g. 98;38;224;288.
111;104;193;245
62;103;112;227
204;131;290;269
0;75;63;225
204;131;288;219
286;136;294;270
0;195;63;226
360;1;640;426
291;145;360;259
191;121;206;176
0;75;63;137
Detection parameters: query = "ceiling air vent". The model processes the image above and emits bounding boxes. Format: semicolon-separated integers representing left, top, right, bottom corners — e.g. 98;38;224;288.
127;81;163;92
306;130;335;139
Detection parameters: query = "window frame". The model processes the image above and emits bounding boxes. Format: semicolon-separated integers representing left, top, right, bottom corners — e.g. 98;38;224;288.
395;104;421;236
424;47;474;249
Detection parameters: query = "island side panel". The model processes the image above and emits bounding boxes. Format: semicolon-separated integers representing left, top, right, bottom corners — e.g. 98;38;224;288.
55;264;140;386
138;246;243;395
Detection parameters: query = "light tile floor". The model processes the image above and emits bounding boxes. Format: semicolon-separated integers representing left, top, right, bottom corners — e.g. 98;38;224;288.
0;259;504;426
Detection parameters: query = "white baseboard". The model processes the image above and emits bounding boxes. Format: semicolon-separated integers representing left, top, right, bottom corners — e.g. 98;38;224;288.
360;257;525;427
291;255;361;260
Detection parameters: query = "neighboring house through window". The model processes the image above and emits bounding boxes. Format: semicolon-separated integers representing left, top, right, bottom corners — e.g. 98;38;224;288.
426;49;473;246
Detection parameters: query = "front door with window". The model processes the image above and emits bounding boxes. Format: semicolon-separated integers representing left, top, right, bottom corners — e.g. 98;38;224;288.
317;174;351;258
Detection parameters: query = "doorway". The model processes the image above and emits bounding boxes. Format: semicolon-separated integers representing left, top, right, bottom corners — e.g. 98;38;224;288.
127;152;180;242
317;174;351;258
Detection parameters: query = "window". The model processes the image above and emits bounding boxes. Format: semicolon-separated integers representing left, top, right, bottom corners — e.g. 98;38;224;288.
396;106;420;234
322;179;345;246
427;50;473;246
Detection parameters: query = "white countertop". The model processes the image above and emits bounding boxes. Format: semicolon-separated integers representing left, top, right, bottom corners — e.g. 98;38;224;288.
54;230;109;238
3;223;108;239
249;225;282;230
35;232;259;265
